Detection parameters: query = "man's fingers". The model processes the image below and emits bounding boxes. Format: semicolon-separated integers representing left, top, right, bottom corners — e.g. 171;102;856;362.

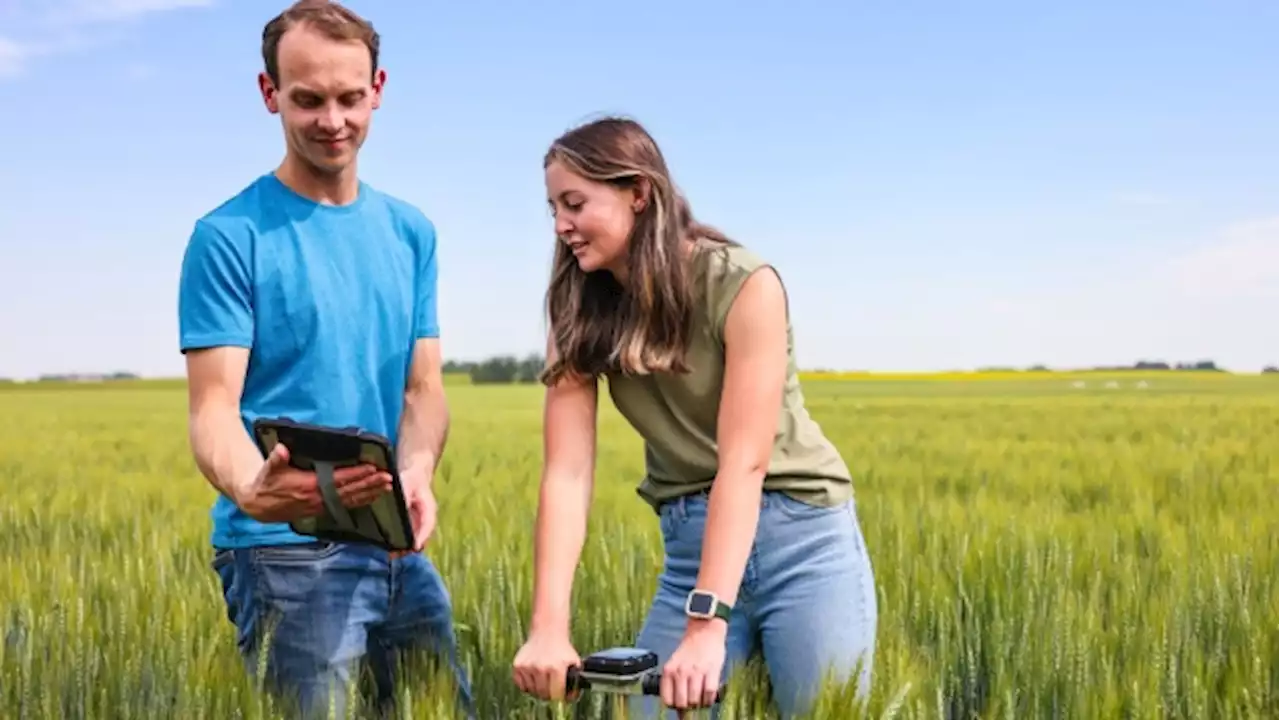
338;472;391;504
298;497;324;518
343;488;391;510
345;488;384;509
342;473;391;495
413;520;431;552
267;443;290;468
332;464;379;484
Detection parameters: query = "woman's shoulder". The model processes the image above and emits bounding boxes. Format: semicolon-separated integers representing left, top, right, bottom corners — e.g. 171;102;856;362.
696;240;770;289
692;240;776;331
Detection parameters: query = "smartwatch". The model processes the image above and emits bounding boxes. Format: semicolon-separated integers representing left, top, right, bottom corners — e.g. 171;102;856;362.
685;589;732;623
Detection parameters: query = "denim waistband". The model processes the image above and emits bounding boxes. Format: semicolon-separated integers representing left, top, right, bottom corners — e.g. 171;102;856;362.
659;488;798;517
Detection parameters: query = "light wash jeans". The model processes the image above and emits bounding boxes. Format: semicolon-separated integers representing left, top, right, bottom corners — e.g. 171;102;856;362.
211;540;474;719
631;490;878;719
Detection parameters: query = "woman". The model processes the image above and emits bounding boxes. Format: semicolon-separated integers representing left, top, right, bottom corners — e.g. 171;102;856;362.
511;116;878;718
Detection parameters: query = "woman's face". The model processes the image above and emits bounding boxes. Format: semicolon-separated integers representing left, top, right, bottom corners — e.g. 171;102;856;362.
545;159;642;279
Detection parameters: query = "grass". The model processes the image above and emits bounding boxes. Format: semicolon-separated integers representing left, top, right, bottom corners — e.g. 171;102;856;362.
1;371;1276;719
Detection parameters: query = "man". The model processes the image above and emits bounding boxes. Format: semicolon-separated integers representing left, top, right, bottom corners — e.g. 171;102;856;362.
177;2;473;717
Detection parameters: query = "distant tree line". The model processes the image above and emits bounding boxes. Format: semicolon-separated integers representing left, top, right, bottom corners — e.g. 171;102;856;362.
441;356;1274;384
24;371;140;383
444;355;547;384
966;360;1235;373
7;359;1277;386
1114;360;1223;371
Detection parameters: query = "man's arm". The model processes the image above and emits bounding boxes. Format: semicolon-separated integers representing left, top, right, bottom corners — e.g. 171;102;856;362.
177;217;258;502
401;211;448;480
692;266;790;622
177;217;385;522
398;337;449;481
186;346;262;505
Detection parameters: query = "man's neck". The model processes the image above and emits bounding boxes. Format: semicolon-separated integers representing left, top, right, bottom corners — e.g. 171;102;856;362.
274;157;360;206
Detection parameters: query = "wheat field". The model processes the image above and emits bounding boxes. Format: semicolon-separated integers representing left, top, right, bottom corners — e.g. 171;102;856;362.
0;372;1275;719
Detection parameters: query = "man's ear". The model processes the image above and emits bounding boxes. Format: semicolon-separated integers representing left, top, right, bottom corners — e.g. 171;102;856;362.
258;72;280;114
371;68;387;109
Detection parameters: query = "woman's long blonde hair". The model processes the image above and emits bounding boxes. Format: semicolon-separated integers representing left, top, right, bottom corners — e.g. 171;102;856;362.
539;117;734;386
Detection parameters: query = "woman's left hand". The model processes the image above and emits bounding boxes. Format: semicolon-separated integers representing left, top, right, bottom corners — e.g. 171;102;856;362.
660;621;726;713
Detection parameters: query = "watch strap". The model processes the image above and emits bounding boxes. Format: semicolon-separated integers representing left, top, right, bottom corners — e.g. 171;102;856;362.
711;598;732;622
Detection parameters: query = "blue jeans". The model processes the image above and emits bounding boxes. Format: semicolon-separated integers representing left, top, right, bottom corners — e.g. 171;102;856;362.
631;490;878;719
211;540;474;719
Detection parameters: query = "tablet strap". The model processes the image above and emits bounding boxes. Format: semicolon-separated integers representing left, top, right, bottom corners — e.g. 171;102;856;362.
353;504;383;541
313;461;357;531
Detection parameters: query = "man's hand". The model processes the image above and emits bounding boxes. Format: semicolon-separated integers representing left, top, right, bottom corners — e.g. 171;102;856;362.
391;336;448;559
390;464;436;559
237;443;391;523
405;465;437;551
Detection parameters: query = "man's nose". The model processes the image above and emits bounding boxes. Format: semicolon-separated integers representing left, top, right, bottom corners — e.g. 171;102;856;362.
317;104;343;132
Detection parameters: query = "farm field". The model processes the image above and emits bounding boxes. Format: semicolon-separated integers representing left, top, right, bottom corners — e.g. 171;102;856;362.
0;371;1276;719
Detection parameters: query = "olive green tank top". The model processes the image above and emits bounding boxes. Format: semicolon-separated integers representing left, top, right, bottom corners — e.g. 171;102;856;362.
605;241;854;513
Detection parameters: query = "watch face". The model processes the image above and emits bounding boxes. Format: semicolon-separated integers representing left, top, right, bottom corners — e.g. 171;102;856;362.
688;592;715;615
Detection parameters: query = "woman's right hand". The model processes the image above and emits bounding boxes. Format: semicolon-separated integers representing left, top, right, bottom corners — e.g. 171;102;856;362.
512;630;582;701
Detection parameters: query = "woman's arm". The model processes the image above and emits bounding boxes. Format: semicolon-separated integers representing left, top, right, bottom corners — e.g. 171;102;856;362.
659;265;791;709
694;266;790;624
528;336;600;639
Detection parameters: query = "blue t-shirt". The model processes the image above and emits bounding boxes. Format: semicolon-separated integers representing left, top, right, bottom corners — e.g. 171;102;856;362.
177;172;440;549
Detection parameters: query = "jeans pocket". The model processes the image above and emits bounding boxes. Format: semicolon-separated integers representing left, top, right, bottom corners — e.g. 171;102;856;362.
210;549;249;636
250;540;342;565
211;548;235;572
772;492;846;521
659;508;676;542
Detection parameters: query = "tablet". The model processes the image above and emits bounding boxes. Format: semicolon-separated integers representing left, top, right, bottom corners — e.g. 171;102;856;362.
251;417;415;552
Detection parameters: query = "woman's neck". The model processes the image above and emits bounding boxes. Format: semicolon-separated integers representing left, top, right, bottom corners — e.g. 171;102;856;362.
605;235;704;287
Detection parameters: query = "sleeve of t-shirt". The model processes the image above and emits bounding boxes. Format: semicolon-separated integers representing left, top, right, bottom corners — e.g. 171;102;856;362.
177;219;254;353
709;247;764;344
412;214;441;339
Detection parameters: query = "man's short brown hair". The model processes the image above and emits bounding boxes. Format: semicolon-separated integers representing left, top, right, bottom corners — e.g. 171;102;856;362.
261;0;380;85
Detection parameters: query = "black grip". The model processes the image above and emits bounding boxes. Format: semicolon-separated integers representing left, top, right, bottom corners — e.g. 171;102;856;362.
563;667;724;705
565;666;585;692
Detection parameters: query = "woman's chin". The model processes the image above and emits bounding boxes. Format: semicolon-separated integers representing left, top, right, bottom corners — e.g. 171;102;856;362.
574;252;625;278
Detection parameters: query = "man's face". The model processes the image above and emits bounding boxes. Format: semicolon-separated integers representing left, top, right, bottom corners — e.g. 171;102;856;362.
259;24;384;177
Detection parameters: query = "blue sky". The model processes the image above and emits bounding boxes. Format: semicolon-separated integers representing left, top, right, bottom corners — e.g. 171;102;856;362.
0;0;1275;379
